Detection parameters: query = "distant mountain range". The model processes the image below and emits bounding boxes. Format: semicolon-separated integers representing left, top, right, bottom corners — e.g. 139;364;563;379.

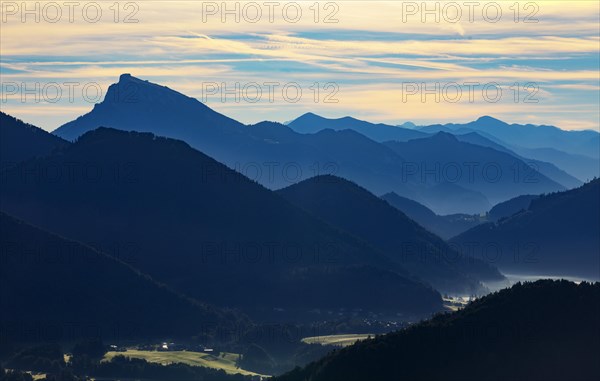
452;179;600;279
383;132;564;214
287;112;598;184
453;131;582;189
0;211;246;342
53;75;431;205
511;146;599;183
275;280;600;381
0;126;443;319
417;116;599;182
288;113;427;141
418;115;600;159
50;74;590;215
278;175;502;294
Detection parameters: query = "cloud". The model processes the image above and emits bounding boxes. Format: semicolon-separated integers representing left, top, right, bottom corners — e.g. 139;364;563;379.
1;1;598;131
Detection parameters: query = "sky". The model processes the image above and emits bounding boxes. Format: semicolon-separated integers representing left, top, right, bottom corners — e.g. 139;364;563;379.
1;0;599;131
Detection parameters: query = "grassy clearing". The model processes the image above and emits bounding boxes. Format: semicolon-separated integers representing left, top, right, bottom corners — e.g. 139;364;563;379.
301;334;374;347
102;349;266;377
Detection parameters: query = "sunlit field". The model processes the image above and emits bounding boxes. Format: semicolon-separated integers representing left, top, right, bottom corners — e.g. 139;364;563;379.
102;349;266;377
301;334;375;347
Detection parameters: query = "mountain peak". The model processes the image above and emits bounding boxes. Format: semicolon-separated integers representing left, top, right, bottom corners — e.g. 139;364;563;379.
294;112;326;122
101;74;201;109
113;73;160;89
475;115;505;125
116;73;148;87
119;73;133;82
53;74;243;141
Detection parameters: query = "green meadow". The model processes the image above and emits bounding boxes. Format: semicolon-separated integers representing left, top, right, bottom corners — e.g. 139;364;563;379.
102;349;267;377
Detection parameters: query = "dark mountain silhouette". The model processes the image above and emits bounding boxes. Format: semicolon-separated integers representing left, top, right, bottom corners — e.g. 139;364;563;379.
487;194;539;222
383;132;565;213
52;76;423;198
0;111;69;165
381;192;483;239
56;77;595;196
418;115;600;159
53;73;249;164
287;112;427;141
55;75;414;190
49;75;485;215
275;280;600;381
452;179;600;279
247;123;504;217
278;175;503;294
455;132;582;189
0;127;442;318
0;212;245;342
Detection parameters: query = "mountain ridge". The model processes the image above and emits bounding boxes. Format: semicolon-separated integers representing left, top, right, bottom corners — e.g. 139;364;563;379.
0;111;70;166
48;74;588;215
288;112;427;141
275;280;600;381
278;175;503;294
1;126;443;319
451;179;600;278
418;116;600;158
